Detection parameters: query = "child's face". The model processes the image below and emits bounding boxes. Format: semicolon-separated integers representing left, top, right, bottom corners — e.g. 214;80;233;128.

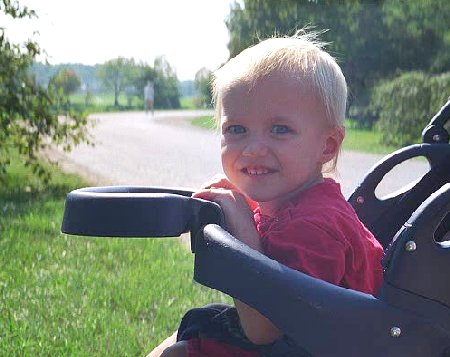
220;73;342;213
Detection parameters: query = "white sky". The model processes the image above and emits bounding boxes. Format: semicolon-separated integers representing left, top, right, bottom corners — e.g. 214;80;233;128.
1;0;234;80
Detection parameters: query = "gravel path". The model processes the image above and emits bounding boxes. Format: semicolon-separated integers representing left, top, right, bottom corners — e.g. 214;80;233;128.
50;110;429;198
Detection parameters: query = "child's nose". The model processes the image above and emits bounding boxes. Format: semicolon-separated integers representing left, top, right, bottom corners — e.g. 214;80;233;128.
242;138;269;157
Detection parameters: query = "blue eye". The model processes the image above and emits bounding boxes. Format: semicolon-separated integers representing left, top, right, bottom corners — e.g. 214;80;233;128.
224;125;246;134
271;125;291;134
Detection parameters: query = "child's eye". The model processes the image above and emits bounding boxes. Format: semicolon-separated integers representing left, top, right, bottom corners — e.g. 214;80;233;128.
271;125;292;134
224;125;246;135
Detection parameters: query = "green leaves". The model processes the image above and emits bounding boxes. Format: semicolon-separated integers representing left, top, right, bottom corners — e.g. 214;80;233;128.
49;68;81;97
226;0;450;109
0;0;89;182
96;57;136;107
370;71;450;146
0;0;36;19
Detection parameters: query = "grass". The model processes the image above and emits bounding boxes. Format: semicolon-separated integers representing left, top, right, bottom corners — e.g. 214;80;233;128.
191;116;399;155
0;154;230;356
179;96;196;110
70;93;144;113
343;119;397;154
191;116;217;130
68;93;199;113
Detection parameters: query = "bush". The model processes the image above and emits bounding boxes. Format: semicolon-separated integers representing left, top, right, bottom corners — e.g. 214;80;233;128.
370;71;450;146
430;72;450;116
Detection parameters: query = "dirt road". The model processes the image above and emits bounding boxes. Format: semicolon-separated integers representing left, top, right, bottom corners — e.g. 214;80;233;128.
50;110;429;198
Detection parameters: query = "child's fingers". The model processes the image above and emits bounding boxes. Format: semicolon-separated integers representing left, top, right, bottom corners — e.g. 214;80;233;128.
193;188;258;211
192;188;230;202
201;174;234;190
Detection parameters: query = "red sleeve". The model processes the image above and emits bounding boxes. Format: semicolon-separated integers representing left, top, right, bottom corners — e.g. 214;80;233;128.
262;219;348;286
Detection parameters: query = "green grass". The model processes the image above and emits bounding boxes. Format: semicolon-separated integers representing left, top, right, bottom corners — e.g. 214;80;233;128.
69;93;198;113
191;116;399;155
69;93;145;113
343;119;397;155
179;96;196;110
191;116;217;130
0;155;230;356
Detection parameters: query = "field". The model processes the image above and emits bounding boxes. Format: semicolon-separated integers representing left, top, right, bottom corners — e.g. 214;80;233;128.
68;93;196;113
0;155;230;356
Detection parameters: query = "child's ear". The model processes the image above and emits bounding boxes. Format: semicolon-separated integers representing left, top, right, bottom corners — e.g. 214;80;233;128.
320;127;344;164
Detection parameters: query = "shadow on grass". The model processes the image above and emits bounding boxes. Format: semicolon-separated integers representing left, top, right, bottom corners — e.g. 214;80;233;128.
0;155;85;223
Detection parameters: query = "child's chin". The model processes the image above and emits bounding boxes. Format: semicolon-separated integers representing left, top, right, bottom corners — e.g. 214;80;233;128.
246;192;275;203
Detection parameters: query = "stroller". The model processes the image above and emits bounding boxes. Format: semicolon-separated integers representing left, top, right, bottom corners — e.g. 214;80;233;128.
62;100;450;356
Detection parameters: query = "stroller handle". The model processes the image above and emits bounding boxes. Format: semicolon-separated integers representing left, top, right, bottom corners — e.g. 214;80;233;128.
61;185;223;251
422;98;450;144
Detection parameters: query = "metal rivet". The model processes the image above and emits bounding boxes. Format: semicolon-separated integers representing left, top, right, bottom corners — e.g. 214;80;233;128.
356;196;364;204
432;134;441;142
405;241;417;252
390;327;401;337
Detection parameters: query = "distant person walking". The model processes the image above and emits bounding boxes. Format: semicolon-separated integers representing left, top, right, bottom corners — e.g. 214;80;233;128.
144;81;155;115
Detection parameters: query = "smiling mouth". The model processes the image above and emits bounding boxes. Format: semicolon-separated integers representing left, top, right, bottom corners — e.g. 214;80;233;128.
242;167;276;175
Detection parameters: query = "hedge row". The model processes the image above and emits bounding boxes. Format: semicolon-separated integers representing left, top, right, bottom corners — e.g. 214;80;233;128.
369;71;450;146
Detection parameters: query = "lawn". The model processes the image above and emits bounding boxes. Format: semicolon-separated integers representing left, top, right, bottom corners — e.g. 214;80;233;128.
68;93;198;113
0;156;229;356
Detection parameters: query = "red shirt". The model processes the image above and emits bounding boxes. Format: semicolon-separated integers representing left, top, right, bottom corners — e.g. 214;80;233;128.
187;178;384;356
254;178;383;294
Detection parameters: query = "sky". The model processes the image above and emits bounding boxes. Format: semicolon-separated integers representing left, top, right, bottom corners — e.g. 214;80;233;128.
1;0;234;80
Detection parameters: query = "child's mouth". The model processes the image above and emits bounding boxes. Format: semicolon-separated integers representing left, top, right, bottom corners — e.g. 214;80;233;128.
242;167;275;175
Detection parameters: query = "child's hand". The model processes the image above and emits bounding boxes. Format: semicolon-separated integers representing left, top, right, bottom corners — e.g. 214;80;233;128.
200;174;258;211
193;187;262;252
201;173;235;190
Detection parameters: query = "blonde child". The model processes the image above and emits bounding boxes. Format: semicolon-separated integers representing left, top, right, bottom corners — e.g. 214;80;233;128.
150;32;384;357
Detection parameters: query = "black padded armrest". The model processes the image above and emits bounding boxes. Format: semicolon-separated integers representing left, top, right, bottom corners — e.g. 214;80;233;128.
61;185;223;252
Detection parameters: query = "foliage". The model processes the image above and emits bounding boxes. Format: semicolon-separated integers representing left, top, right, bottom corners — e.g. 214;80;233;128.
49;67;81;96
370;71;450;146
179;80;195;97
194;67;213;108
0;0;88;181
226;0;450;124
153;55;181;109
132;62;156;100
95;57;137;107
94;56;180;110
31;62;102;92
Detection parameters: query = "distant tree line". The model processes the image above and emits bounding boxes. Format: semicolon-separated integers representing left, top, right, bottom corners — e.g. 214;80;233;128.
226;0;450;145
31;56;182;110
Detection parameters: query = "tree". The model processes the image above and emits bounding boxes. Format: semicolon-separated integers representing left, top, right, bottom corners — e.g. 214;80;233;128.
50;68;81;96
132;62;156;103
96;57;136;107
153;56;180;109
49;68;81;109
225;0;450;119
0;0;88;180
194;67;213;108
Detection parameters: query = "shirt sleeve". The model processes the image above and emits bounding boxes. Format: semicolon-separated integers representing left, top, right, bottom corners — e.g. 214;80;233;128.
262;218;348;286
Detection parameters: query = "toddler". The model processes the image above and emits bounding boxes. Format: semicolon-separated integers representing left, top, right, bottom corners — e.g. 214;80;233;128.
149;32;384;357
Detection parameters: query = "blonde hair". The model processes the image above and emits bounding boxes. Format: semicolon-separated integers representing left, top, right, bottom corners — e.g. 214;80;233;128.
212;31;347;170
214;32;347;124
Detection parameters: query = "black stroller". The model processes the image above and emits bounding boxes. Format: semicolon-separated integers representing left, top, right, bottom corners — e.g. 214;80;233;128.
62;100;450;356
